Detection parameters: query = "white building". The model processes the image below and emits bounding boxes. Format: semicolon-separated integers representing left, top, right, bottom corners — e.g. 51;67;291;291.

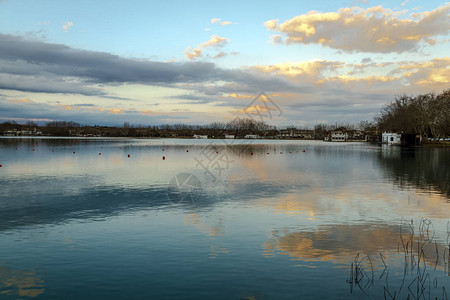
382;132;401;145
331;131;348;142
193;135;208;139
244;134;260;139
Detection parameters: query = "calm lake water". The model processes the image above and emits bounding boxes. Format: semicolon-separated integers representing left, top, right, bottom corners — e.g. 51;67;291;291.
0;137;449;299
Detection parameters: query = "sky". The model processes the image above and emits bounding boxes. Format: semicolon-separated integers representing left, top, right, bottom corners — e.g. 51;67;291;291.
0;0;449;127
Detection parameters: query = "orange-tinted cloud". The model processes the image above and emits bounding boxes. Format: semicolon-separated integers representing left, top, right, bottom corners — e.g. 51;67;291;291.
265;4;450;52
11;98;33;104
185;35;229;60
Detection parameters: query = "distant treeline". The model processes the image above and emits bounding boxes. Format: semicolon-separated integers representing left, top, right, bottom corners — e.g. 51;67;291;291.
0;118;279;138
0;117;374;139
376;89;450;138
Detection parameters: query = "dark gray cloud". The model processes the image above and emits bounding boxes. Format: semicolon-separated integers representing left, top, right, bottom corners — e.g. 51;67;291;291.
0;33;312;96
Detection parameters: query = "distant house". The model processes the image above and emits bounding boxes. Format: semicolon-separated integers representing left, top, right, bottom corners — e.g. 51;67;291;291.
382;132;401;145
278;128;315;139
244;134;260;139
331;131;348;142
224;135;235;139
193;135;208;139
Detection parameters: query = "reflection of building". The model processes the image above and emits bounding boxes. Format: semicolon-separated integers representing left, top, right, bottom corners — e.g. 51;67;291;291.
331;131;348;142
382;132;401;145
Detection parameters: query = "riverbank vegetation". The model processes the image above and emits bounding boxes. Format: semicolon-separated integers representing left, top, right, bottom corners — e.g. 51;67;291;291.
376;89;449;138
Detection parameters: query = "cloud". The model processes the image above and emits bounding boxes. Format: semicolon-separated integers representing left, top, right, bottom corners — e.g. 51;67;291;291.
0;97;168;125
252;60;344;79
226;93;254;99
0;33;305;100
62;21;73;33
395;57;450;86
264;19;278;30
265;4;450;53
210;18;233;26
0;33;238;94
184;47;202;61
184;35;229;60
214;51;227;58
198;35;229;48
11;98;33;104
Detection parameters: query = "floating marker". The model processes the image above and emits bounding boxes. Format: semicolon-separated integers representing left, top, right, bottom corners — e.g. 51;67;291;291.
162;156;165;160
128;154;130;157
73;152;76;154
99;153;101;155
216;151;218;154
303;150;306;152
162;149;164;151
280;152;282;154
186;150;189;152
251;152;253;155
0;165;2;167
33;149;35;151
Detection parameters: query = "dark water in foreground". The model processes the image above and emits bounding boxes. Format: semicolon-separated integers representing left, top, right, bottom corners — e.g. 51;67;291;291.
0;137;449;299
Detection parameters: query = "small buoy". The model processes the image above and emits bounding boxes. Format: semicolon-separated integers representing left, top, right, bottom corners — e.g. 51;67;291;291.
0;165;2;167
267;152;269;154
73;152;76;154
251;152;253;155
280;152;283;154
162;149;164;151
33;149;35;151
99;153;101;155
162;156;165;160
15;148;18;150
289;151;291;153
186;150;188;152
303;150;306;152
216;151;218;154
128;154;130;157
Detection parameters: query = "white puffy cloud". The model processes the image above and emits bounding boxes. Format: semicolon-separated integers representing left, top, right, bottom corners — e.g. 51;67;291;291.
265;4;450;53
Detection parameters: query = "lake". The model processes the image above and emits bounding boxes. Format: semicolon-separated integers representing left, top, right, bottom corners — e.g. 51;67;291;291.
0;137;449;299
